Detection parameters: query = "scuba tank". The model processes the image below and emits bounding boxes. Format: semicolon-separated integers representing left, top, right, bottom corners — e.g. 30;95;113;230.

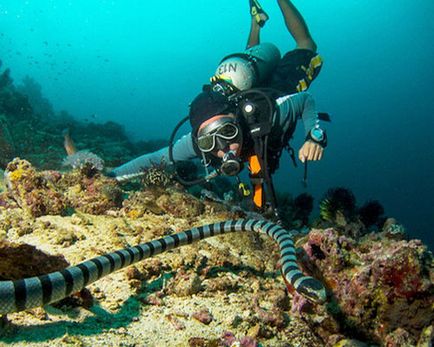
211;42;281;94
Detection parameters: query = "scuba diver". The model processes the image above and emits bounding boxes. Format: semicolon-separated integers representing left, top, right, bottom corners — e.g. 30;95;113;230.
109;0;328;219
210;0;322;96
110;88;327;218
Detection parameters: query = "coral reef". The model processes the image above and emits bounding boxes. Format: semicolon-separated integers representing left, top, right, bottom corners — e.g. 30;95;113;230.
318;188;391;239
58;169;123;214
1;158;123;216
121;188;206;220
275;192;315;229
358;200;385;229
293;192;314;225
300;225;433;346
0;115;15;167
62;150;104;178
319;187;357;225
16;76;54;119
0;62;432;347
0;64;32;119
4;158;66;217
0;161;432;347
0;62;168;171
0;240;69;280
141;161;175;189
156;190;205;218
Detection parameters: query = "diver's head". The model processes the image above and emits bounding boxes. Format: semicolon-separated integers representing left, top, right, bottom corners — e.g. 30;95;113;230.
196;114;242;158
197;115;243;176
189;89;233;135
189;90;244;175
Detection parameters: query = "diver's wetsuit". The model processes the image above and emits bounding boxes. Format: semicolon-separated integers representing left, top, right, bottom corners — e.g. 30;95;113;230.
112;91;320;181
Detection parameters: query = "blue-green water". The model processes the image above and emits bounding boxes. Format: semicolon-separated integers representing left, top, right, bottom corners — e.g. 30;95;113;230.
1;0;433;248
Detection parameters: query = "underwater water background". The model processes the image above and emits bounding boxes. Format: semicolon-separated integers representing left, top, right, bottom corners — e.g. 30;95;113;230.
1;0;433;249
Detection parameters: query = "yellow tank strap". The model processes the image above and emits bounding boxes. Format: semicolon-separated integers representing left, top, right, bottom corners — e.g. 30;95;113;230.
310;54;323;69
299;54;323;84
296;79;308;92
238;182;251;197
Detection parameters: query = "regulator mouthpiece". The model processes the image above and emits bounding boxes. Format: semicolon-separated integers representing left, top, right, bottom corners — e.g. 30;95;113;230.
220;150;242;176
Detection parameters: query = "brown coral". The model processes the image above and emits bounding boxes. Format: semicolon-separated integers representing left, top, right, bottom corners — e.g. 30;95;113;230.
0;240;70;280
141;162;175;189
59;170;123;214
4;158;67;217
121;190;165;217
156;190;205;218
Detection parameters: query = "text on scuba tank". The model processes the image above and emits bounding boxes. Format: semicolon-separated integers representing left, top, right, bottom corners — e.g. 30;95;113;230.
218;63;237;75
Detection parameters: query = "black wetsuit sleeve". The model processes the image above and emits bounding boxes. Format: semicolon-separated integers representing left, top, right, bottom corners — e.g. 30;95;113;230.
111;134;197;181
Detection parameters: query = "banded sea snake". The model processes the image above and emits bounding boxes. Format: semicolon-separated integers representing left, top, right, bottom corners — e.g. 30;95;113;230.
0;219;326;315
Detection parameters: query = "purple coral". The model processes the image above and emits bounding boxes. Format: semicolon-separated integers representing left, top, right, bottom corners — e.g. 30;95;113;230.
221;332;258;347
301;228;433;345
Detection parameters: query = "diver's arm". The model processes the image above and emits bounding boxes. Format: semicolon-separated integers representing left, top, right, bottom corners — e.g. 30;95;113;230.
110;134;197;182
276;92;325;163
277;92;318;136
291;92;319;135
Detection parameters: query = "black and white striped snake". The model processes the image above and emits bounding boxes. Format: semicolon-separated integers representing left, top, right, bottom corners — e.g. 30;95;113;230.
0;219;326;314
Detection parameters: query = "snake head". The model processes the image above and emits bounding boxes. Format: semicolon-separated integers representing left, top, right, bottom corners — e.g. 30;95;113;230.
297;277;327;304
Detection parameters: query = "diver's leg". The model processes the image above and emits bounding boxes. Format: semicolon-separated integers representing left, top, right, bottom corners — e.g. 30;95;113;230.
246;17;261;48
277;0;317;52
246;0;268;48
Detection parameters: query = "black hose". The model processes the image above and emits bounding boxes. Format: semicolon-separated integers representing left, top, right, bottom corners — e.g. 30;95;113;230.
168;116;209;186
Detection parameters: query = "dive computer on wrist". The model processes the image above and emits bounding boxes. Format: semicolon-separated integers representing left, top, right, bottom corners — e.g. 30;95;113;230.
306;127;327;147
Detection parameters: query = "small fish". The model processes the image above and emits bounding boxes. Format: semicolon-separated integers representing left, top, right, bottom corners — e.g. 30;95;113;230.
63;128;77;155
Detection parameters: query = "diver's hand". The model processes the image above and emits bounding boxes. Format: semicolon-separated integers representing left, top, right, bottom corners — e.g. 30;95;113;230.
298;141;324;163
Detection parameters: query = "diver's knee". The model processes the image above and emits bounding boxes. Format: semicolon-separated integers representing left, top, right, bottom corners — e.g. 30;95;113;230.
297;39;317;52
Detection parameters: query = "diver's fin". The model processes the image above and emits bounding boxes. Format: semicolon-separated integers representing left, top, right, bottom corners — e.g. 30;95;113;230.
249;0;269;28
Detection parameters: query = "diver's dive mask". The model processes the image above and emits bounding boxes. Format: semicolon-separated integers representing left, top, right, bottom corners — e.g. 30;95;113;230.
196;117;242;153
196;116;244;176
